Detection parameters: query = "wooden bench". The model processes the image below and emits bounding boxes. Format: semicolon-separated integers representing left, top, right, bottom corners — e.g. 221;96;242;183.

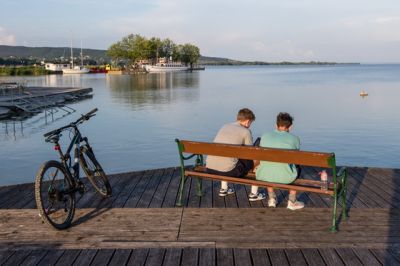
175;139;348;232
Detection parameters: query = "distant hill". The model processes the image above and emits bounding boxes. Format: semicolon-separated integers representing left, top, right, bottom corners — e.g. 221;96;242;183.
0;45;235;65
0;45;348;65
0;45;109;62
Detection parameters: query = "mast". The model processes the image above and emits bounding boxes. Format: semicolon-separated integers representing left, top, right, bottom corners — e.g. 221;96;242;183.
70;39;74;68
80;40;83;67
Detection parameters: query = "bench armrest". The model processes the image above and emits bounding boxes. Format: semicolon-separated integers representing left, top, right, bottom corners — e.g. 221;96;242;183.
336;167;346;178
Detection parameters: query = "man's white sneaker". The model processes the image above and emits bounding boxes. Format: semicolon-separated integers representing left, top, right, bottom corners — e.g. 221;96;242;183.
287;200;305;210
219;188;235;197
248;192;266;201
268;197;277;208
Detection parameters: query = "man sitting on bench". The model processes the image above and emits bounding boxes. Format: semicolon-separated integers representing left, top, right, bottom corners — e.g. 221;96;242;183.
206;108;265;201
255;112;304;210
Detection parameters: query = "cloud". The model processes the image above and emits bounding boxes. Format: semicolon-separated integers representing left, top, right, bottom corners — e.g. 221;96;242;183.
375;17;400;24
0;27;16;45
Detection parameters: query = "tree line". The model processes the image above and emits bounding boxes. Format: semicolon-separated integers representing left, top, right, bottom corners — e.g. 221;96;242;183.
107;34;200;68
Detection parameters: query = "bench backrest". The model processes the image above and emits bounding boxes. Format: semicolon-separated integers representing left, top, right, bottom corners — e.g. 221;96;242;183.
177;140;336;168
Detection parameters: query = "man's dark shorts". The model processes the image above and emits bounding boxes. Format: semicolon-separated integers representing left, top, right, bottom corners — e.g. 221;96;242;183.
206;159;254;178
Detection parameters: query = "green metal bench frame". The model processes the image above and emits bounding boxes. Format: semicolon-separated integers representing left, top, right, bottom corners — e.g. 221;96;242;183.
175;139;348;232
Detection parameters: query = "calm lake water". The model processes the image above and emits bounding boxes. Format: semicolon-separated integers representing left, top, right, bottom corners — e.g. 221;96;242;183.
1;65;400;185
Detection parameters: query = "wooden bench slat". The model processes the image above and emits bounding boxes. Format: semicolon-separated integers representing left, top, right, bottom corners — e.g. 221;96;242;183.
185;170;335;196
180;140;335;168
193;165;339;191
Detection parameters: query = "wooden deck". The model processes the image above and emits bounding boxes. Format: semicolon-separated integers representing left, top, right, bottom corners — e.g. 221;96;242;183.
0;166;400;265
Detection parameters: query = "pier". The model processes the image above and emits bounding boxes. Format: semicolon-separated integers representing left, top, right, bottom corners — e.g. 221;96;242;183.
0;166;399;265
0;84;93;119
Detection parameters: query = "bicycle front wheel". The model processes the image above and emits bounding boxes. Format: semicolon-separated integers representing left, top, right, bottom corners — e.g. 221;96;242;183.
35;160;75;230
80;145;112;197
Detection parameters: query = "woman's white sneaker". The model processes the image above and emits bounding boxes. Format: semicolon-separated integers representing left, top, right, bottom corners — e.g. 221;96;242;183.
287;200;304;210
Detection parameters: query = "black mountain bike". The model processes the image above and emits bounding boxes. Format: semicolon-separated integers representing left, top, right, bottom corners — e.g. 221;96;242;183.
35;108;111;229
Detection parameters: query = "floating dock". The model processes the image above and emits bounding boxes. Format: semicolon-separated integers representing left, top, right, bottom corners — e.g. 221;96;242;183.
0;165;399;265
0;84;92;119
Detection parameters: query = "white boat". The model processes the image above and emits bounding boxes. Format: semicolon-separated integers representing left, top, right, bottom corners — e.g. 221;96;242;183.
63;66;90;74
62;40;89;74
44;63;71;72
145;63;189;72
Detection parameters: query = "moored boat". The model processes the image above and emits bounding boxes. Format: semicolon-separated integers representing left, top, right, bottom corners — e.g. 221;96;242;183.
145;63;189;72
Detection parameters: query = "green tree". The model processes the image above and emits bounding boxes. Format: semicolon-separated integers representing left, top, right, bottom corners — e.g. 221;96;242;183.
180;44;200;68
107;34;148;67
146;37;162;63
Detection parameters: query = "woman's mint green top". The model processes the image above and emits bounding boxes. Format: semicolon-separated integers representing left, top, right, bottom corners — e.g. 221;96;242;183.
256;130;300;184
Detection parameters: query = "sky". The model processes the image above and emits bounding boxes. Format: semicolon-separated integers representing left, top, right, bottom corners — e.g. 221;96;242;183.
1;0;400;63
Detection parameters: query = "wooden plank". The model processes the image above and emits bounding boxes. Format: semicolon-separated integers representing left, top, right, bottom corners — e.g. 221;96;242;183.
54;249;81;266
335;248;363;266
250;249;271;266
187;176;201;208
212;180;226;208
73;249;97;266
127;249;148;266
0;183;33;209
351;168;400;206
216;249;234;266
179;140;334;168
284;249;307;266
199;248;215;266
318;249;344;266
124;170;157;207
233;249;252;266
90;249;115;265
351;249;381;266
36;249;65;265
108;249;132;266
3;250;31;266
267;249;289;266
137;169;165;208
181;248;199;266
112;171;146;208
144;249;165;266
0;250;14;265
163;248;182;266
234;183;251;208
301;249;326;266
199;179;213;208
181;176;194;207
370;249;400;265
148;168;175;208
162;168;181;208
20;249;49;266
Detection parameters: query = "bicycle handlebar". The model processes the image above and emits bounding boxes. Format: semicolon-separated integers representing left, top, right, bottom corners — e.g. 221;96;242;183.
43;108;98;137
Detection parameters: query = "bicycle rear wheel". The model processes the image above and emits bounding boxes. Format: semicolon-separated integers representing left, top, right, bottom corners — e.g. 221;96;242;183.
80;145;112;197
35;160;75;230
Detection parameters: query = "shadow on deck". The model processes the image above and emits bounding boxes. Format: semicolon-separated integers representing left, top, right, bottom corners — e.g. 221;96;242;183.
0;166;399;265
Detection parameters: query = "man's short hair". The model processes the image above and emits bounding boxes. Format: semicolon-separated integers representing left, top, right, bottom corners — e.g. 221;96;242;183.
237;108;255;121
276;112;293;128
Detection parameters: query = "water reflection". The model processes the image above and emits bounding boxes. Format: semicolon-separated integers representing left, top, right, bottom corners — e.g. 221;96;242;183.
106;72;200;108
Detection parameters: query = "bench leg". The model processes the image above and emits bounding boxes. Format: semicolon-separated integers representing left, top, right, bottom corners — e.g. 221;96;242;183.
342;175;348;220
196;177;203;197
330;194;338;233
176;174;187;207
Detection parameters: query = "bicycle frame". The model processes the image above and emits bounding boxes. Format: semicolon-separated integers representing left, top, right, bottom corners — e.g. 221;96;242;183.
52;126;90;189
